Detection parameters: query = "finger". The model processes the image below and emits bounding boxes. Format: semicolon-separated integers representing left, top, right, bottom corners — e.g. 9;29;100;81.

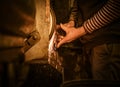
57;37;67;48
60;23;68;32
58;35;64;39
57;38;63;42
57;36;64;42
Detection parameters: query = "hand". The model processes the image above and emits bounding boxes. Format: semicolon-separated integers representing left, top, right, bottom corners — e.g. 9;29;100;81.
57;24;86;48
56;21;74;43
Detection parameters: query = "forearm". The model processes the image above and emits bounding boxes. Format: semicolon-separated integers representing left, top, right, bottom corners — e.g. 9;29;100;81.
83;0;120;33
76;26;87;37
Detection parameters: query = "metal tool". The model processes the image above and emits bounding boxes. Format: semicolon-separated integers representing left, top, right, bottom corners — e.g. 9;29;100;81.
23;30;40;52
48;31;63;73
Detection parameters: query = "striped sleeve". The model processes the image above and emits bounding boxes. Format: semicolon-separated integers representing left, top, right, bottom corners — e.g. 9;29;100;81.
83;0;120;33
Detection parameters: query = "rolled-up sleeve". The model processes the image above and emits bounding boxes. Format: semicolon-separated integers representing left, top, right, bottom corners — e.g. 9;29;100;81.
83;0;120;33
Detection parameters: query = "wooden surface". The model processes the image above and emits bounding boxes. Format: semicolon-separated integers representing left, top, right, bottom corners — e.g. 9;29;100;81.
25;0;50;61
